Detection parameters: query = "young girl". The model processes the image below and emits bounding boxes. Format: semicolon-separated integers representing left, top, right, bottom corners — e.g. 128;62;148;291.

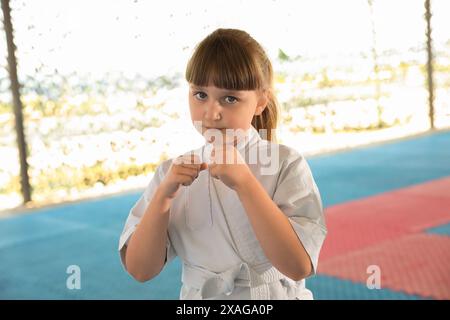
118;28;326;300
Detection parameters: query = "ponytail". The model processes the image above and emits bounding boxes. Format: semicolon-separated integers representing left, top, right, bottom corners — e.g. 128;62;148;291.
252;87;279;142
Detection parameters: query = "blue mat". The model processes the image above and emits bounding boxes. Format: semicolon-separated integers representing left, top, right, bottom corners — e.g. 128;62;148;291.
307;275;425;300
1;129;449;299
425;222;450;237
309;130;450;207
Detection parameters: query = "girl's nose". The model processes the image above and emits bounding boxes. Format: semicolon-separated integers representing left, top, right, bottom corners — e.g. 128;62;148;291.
204;101;222;122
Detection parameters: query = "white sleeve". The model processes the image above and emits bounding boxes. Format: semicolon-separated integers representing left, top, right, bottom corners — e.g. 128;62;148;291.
118;161;177;270
272;153;327;275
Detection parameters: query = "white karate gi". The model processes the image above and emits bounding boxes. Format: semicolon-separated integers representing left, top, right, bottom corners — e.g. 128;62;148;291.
118;125;327;300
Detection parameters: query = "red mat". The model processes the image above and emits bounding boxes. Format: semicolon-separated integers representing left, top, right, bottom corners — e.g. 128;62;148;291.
319;233;450;300
318;176;450;299
320;177;450;260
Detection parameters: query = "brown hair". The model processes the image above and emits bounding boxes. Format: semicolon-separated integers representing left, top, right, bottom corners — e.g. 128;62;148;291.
185;28;279;142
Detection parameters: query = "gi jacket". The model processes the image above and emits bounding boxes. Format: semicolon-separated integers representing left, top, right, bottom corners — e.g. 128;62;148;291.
119;126;327;299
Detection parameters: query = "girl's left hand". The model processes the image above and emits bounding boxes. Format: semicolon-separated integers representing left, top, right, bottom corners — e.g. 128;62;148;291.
207;138;253;191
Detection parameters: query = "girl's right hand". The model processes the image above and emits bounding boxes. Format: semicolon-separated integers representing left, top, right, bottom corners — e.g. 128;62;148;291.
158;154;208;199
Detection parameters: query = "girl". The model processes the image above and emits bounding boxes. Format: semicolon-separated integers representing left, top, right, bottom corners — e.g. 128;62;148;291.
118;28;327;300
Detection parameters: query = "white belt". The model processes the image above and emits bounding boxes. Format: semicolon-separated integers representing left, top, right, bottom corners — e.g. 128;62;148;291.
182;262;286;299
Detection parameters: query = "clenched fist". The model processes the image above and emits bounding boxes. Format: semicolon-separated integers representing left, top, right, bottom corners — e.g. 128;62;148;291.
158;154;208;199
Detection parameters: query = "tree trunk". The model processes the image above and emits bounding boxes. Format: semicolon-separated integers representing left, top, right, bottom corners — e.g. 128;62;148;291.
1;0;32;204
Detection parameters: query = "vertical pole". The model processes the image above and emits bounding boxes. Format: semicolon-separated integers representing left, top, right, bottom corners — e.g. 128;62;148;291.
425;0;435;129
1;0;31;203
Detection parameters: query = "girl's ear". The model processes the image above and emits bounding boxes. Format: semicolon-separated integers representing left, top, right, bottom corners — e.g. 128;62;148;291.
254;90;269;116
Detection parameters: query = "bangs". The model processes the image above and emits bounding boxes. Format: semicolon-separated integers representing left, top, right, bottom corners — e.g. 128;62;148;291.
185;34;264;91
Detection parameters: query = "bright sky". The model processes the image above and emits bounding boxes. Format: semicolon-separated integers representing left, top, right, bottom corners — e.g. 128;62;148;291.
1;0;449;78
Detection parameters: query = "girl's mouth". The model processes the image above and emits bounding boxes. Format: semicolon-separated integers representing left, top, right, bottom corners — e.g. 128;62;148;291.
204;126;225;130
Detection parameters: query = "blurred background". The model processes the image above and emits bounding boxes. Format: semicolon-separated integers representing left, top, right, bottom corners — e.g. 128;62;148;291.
0;0;449;299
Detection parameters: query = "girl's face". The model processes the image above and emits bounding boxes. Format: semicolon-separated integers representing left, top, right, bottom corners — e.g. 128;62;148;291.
188;83;268;139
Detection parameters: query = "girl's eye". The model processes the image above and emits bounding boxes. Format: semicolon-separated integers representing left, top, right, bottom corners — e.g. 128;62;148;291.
194;92;207;100
224;96;238;104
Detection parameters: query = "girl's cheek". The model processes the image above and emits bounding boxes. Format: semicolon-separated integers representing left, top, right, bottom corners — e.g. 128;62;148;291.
194;108;203;120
